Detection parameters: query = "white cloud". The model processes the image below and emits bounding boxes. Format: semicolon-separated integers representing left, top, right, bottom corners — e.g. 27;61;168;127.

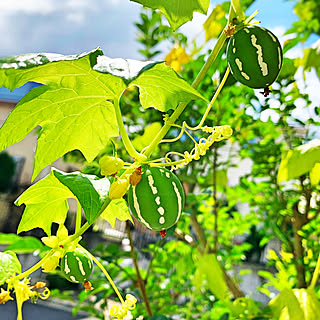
108;0;122;7
66;12;86;24
0;0;56;15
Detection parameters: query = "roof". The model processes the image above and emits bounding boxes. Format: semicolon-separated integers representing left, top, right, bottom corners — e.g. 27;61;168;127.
0;82;42;103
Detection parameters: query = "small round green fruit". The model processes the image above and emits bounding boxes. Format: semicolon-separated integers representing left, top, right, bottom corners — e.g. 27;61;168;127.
128;167;185;231
227;25;283;89
60;247;93;283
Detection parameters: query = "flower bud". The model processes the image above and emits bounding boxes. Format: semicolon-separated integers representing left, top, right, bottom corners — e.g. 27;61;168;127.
99;156;124;176
41;236;59;248
109;178;129;199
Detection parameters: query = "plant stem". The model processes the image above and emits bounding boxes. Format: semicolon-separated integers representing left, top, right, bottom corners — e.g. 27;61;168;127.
14;250;54;280
75;200;82;232
143;31;228;159
310;251;320;289
196;68;230;129
186;290;195;320
213;145;219;253
88;250;125;304
113;96;147;162
292;202;307;288
126;223;153;316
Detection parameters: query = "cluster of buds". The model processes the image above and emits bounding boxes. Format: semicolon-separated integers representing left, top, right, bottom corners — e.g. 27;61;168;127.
168;125;233;170
109;294;137;319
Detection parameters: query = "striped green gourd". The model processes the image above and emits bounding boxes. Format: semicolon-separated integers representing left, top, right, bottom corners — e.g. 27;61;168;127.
227;25;283;89
60;247;93;283
128;167;185;231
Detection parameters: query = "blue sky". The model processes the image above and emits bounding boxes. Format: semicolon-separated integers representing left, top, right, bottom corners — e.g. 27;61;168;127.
0;0;303;60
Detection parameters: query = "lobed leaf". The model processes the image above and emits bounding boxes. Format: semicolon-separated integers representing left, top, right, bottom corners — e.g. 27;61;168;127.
15;170;74;235
130;0;210;31
131;63;207;111
269;288;320;320
15;168;112;235
0;48;120;180
94;58;207;111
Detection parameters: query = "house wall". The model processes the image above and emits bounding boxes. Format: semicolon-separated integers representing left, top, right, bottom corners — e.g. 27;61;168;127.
0;101;79;186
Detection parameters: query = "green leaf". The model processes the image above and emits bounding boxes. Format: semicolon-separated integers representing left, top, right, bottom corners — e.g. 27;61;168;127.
0;251;21;285
130;63;207;112
269;288;320;320
130;0;210;30
93;58;206;110
0;48;120;181
0;233;21;245
294;289;320;320
6;237;45;254
193;253;229;301
296;43;320;79
15;168;111;234
15;170;74;235
52;168;110;224
310;162;320;185
100;198;133;228
278;139;320;183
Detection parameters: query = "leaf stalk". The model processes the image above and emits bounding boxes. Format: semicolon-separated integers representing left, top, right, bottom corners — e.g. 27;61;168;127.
113;96;147;163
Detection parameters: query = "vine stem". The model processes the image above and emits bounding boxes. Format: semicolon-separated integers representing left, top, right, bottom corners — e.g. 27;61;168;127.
113;96;147;162
196;68;230;129
126;223;153;316
75;200;82;232
87;249;125;305
14;198;113;281
309;251;320;289
143;30;227;159
13;250;54;280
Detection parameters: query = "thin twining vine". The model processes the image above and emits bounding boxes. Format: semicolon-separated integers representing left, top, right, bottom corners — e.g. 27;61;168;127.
149;123;233;170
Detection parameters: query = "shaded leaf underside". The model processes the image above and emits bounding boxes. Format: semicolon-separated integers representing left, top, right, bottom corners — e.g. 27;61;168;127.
130;0;210;30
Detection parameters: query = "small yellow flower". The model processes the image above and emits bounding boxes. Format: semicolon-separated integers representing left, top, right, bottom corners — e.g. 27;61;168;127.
165;46;190;72
0;288;13;304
